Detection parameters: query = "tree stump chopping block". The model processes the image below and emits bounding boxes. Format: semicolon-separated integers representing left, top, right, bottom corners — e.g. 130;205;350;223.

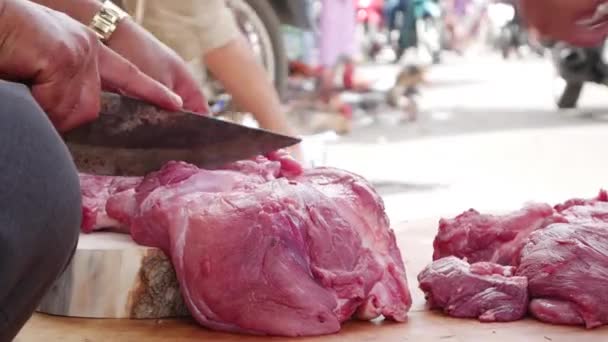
36;232;189;319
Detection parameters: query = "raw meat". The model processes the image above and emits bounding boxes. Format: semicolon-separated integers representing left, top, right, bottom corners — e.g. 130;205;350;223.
554;190;608;226
433;203;555;266
517;222;608;328
424;190;608;328
79;151;301;233
528;299;584;326
79;174;141;233
554;189;608;212
418;256;528;322
79;157;412;336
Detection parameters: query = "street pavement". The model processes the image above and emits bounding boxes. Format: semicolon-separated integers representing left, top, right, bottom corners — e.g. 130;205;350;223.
321;54;608;224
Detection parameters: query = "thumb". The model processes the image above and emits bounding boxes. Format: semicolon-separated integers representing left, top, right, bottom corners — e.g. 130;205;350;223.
173;73;210;115
98;46;183;111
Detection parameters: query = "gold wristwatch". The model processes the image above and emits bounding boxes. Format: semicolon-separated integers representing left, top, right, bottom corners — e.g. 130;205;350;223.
89;0;130;42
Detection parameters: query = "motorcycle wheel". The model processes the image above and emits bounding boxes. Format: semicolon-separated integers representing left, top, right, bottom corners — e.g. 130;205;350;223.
554;77;583;109
220;0;288;98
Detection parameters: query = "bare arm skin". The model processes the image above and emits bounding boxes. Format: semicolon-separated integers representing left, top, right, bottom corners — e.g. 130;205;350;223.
204;37;302;158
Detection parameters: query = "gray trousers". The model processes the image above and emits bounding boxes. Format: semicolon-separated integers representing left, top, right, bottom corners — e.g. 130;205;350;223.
0;81;81;341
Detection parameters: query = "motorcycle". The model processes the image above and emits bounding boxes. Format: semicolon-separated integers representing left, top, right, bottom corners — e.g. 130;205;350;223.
551;41;608;109
356;0;386;61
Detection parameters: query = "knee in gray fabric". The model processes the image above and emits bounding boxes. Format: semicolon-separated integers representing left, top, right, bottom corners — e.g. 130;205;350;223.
39;172;81;272
0;81;82;341
0;80;81;272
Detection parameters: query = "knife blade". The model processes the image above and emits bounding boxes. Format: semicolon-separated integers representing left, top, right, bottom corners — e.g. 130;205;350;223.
63;92;301;176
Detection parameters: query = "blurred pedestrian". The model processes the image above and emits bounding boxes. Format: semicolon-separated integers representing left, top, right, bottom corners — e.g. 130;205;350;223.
443;0;469;52
385;0;401;34
317;0;359;99
396;0;419;60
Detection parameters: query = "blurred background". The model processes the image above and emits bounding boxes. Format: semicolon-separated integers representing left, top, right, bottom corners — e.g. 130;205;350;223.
180;0;608;221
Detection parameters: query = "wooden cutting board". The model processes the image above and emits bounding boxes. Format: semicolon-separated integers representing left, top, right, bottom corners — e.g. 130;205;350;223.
36;232;187;319
17;219;608;341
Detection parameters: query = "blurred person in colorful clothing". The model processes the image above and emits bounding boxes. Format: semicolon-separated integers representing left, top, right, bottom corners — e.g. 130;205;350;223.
386;0;418;61
316;0;359;98
442;0;470;52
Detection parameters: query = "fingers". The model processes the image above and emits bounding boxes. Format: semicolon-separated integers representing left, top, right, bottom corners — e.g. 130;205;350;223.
57;51;101;131
32;82;99;132
98;46;183;111
173;73;210;115
31;47;101;132
58;82;100;132
180;87;210;115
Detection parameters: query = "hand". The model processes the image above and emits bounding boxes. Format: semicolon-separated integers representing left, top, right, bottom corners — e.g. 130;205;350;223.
519;0;608;46
0;0;182;131
107;20;209;114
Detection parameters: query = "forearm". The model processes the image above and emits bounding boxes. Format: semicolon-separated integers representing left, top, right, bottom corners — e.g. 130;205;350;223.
204;37;295;136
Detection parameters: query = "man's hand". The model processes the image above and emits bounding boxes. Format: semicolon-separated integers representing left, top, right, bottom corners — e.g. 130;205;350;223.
28;0;208;114
519;0;608;46
107;20;209;114
0;0;182;131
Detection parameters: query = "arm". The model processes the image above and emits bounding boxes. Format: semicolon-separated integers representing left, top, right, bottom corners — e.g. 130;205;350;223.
133;0;298;136
132;0;301;156
204;37;296;137
204;38;302;160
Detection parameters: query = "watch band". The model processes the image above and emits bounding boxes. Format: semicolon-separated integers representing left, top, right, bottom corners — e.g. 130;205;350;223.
89;0;130;42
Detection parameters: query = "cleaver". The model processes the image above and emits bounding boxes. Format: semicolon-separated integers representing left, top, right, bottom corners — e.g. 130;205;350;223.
63;92;301;176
